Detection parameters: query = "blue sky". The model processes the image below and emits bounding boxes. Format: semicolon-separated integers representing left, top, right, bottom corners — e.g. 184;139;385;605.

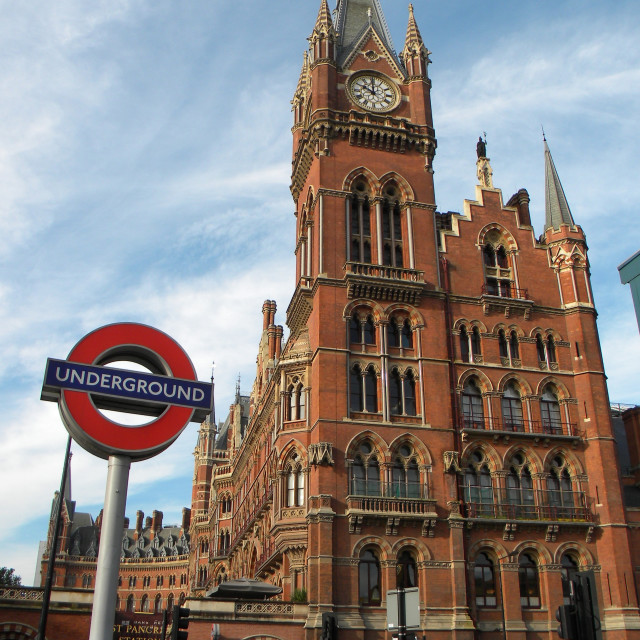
1;0;638;585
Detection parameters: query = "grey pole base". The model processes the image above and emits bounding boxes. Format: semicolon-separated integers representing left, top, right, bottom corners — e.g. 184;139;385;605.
89;455;131;640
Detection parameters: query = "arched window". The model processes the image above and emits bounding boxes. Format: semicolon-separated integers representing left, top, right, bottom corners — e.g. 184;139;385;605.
392;452;420;498
460;325;470;362
365;366;377;412
471;327;482;358
141;594;149;612
541;387;562;434
510;331;520;360
401;320;413;348
460;325;481;363
388;318;400;348
536;333;547;364
548;456;574;518
154;594;162;613
518;554;540;608
287;381;306;421
499;329;509;359
390;368;402;416
560;554;579;605
501;383;524;431
364;316;375;344
350;365;364;411
506;453;535;518
396;550;417;589
351;364;378;413
462;379;484;428
167;594;174;610
285;458;305;508
359;548;381;605
82;574;92;589
474;552;497;608
547;336;557;364
403;371;417;416
463;452;493;516
349;313;376;345
483;238;512;297
126;595;135;612
350;442;381;496
350;190;372;263
382;191;403;268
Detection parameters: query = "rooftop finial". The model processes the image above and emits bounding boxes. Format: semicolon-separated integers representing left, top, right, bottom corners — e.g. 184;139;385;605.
235;374;241;402
541;125;546;142
367;7;372;24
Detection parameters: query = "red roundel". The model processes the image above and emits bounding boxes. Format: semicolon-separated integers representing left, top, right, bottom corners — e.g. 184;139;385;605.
60;323;197;460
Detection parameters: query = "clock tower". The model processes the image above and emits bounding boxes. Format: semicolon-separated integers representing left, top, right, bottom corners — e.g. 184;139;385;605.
202;2;640;640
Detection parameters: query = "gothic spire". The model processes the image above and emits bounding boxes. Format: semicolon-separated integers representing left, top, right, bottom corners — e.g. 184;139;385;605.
401;4;430;78
544;138;575;230
335;0;396;65
309;0;337;61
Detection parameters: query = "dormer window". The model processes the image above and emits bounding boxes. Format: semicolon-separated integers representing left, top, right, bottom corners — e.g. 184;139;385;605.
481;229;514;297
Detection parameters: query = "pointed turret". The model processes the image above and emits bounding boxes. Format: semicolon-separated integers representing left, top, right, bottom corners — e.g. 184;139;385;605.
335;0;396;66
309;0;337;63
544;139;575;230
401;3;430;78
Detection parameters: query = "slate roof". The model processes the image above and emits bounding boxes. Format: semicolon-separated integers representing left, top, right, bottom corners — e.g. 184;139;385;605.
544;140;575;230
121;526;189;560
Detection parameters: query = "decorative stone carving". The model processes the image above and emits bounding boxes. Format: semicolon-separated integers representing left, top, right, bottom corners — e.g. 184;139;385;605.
444;451;461;474
477;157;494;188
546;525;559;542
309;442;334;466
503;523;517;541
422;518;437;537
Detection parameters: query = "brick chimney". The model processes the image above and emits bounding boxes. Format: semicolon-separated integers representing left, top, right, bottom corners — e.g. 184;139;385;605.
134;510;144;540
181;507;191;535
151;510;163;539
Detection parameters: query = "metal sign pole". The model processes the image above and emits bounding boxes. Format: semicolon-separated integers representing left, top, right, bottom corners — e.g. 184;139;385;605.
89;455;131;640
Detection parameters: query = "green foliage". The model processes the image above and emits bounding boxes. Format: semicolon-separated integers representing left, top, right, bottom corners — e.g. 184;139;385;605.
292;588;307;603
0;567;22;587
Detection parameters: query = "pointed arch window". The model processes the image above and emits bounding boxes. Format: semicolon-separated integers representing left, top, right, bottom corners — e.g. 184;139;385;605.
541;387;562;434
506;454;535;517
462;379;484;428
349;313;376;346
501;383;524;431
560;554;579;605
403;371;417;416
548;456;574;518
350;442;381;496
388;318;400;348
401;319;413;348
141;594;149;612
382;195;403;268
126;595;135;612
396;550;417;589
483;236;513;298
287;380;306;421
547;336;557;364
390;368;402;416
463;452;493;516
536;333;547;363
154;595;163;614
359;548;381;606
460;325;481;363
498;329;509;359
518;554;541;608
474;552;497;607
392;456;420;498
350;191;372;264
285;459;305;507
510;331;520;360
389;368;417;417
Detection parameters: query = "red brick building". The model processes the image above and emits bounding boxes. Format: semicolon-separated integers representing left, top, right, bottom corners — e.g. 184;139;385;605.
192;1;640;638
4;2;640;640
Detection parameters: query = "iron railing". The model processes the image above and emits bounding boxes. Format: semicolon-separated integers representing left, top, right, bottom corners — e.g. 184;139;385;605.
460;415;578;438
462;488;594;522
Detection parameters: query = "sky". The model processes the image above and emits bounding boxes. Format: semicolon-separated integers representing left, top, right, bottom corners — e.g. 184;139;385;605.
0;0;638;585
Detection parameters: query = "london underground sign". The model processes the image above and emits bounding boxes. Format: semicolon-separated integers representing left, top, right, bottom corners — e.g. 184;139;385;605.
41;322;212;640
41;322;211;460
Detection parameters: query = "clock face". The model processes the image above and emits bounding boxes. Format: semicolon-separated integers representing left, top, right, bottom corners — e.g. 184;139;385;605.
348;73;399;112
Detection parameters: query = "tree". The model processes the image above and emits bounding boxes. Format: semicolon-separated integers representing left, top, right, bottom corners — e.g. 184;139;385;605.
0;567;22;586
